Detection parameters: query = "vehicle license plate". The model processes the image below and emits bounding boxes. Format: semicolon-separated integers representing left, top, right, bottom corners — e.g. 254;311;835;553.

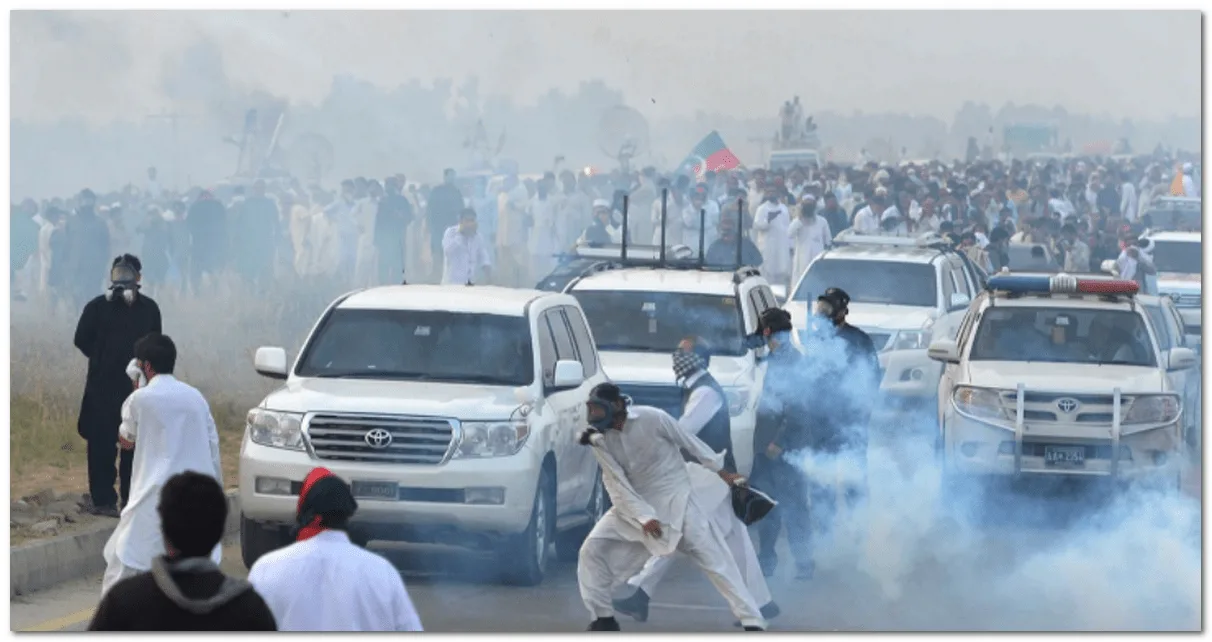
352;481;400;500
1043;446;1085;465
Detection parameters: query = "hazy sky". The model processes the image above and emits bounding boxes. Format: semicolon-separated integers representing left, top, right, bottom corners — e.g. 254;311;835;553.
11;10;1202;125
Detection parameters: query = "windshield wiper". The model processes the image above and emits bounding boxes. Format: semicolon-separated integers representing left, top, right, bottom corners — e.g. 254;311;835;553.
311;371;432;380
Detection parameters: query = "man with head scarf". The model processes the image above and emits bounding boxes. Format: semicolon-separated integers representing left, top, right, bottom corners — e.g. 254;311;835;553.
247;468;424;631
576;383;765;631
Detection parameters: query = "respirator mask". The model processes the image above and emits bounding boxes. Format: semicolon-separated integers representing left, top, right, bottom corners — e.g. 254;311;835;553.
105;258;140;305
812;299;836;319
585;395;620;432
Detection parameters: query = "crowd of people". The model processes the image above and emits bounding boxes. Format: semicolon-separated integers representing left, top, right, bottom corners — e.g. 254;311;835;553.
10;153;1200;315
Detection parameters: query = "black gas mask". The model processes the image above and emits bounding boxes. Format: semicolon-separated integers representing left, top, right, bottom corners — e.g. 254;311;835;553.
105;257;140;305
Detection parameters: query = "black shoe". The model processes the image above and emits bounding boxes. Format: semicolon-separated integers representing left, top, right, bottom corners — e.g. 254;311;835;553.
794;562;815;581
87;504;120;518
588;617;621;631
734;602;781;627
744;626;765;631
612;589;650;623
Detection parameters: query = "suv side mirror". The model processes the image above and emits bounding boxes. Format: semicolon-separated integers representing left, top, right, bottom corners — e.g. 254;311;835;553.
1167;347;1197;372
948;292;971;311
927;338;961;364
254;346;288;380
551;360;585;390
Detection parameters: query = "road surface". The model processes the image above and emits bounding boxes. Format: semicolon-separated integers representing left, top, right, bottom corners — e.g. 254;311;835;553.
12;437;1201;632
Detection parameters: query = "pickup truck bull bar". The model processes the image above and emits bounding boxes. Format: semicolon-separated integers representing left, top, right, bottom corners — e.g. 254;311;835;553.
1012;384;1124;477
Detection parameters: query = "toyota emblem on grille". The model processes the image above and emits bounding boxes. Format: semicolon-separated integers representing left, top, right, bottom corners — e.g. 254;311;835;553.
1056;398;1080;414
364;428;393;449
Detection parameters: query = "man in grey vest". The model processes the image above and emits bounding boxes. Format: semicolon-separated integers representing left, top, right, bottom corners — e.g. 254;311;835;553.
612;336;778;625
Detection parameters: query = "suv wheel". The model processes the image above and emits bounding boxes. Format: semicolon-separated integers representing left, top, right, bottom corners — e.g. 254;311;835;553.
555;472;609;563
240;515;292;569
500;469;553;586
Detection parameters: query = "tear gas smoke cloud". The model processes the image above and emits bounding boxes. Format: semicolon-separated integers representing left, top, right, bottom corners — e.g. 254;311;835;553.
779;316;1200;630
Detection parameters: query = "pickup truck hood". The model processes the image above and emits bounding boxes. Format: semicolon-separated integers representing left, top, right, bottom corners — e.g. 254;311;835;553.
598;351;751;388
964;361;1167;394
785;300;934;332
261;378;523;420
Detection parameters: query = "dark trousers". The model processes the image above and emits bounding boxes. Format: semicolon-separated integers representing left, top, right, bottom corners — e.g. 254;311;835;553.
750;455;812;571
87;437;134;508
377;249;404;285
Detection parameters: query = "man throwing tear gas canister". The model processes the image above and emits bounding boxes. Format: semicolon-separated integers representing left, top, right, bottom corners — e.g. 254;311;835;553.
74;254;162;517
611;339;779;627
576;383;767;631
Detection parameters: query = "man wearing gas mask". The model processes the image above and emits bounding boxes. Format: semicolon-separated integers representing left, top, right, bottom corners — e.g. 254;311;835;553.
610;339;779;626
797;288;879;562
576;383;766;631
73;254;163;517
749;307;814;580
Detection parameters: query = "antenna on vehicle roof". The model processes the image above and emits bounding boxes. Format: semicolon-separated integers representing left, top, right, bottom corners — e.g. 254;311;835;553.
620;194;630;263
698;208;707;269
656;188;669;267
735;198;744;269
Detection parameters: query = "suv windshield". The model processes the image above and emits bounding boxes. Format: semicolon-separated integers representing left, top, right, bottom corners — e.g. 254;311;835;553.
296;308;535;385
969;307;1156;367
1149;240;1201;274
572;290;745;356
793;259;938;307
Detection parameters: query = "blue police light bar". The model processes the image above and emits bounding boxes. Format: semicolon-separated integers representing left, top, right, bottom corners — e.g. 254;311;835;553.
987;273;1138;295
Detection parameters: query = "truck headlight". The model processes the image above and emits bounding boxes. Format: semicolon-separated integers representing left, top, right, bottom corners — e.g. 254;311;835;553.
890;330;930;351
1124;395;1181;425
952;386;1007;422
455;421;530;458
723;387;751;417
247;409;305;451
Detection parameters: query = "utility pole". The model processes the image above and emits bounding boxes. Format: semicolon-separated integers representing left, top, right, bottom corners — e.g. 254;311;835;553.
145;110;195;191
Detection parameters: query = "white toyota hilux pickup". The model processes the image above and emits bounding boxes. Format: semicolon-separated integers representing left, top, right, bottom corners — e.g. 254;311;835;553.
928;273;1195;490
238;285;608;586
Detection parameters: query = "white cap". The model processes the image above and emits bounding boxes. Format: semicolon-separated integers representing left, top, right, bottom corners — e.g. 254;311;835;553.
592;199;611;209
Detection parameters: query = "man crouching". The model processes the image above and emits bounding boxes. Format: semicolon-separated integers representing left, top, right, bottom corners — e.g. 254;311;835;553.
576;383;766;631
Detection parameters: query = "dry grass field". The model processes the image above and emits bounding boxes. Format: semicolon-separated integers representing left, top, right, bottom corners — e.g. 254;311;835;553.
9;274;351;503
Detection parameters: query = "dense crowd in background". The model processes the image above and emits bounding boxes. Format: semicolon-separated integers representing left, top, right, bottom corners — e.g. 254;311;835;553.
8;153;1202;314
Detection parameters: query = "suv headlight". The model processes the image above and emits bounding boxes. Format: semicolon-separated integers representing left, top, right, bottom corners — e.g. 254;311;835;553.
723;387;751;417
455;421;530;459
952;386;1007;422
890;330;930;351
1124;395;1181;425
247;409;305;451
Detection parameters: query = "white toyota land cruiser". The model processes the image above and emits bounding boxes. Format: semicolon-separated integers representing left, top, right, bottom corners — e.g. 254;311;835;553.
786;231;987;430
561;244;778;476
238;285;608;585
927;273;1196;488
1144;230;1201;351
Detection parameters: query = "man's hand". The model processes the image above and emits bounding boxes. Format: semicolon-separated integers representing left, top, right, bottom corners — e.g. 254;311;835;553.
718;470;746;487
641;519;663;539
118;436;135;451
765;442;783;459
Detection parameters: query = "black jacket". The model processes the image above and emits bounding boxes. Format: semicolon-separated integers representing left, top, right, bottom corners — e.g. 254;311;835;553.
754;344;810;453
801;322;880;454
681;373;737;473
73;293;162;440
90;556;276;631
426;183;464;235
375;193;415;253
64;210;111;298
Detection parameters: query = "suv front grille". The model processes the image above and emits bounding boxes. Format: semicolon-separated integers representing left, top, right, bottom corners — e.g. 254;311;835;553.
305;414;456;465
618;383;684;418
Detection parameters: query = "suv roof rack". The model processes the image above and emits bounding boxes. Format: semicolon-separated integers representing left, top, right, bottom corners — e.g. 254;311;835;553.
832;229;952;249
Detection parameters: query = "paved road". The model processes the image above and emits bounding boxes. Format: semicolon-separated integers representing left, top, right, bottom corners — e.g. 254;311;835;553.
12;436;1201;632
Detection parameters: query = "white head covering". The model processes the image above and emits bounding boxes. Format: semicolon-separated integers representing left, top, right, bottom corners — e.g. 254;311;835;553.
592;198;611;210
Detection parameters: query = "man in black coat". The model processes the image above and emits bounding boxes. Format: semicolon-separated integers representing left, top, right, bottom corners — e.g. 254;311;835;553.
89;471;277;631
185;190;227;294
64;189;112;311
426;169;465;280
74;254;163;516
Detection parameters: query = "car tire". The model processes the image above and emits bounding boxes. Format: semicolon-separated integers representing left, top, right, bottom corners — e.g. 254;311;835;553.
240;515;291;569
555;472;609;563
500;468;554;586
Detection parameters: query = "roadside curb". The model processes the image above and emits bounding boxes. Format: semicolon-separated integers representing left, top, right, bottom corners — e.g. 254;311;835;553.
10;490;241;598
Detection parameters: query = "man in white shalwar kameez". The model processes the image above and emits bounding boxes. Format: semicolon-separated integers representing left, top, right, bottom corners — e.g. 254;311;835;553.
576;383;767;631
100;333;223;598
752;193;792;290
787;196;833;287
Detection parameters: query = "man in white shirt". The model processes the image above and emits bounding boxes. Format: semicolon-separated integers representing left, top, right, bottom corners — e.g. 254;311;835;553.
752;191;791;288
1119;172;1138;224
100;333;223;598
441;208;491;285
248;467;423;631
612;339;777;626
577;383;766;631
1181;163;1200;199
682;185;721;251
